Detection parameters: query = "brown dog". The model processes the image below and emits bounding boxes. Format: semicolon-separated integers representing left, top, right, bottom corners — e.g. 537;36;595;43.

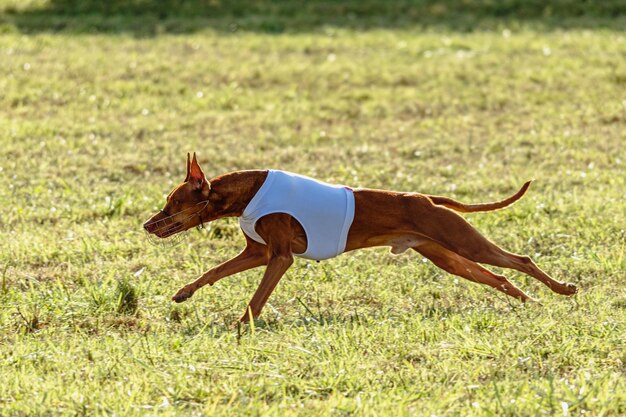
144;153;577;322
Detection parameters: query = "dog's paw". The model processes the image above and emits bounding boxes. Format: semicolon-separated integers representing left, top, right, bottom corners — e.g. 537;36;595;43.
239;308;257;323
563;282;578;296
172;287;193;303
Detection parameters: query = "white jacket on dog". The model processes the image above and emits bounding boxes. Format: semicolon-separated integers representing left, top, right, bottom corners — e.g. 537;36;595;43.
239;170;355;260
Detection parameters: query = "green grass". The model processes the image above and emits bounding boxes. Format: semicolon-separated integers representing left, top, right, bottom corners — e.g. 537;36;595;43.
1;1;626;415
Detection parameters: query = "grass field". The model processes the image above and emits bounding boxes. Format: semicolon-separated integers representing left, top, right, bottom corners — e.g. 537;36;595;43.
1;1;626;416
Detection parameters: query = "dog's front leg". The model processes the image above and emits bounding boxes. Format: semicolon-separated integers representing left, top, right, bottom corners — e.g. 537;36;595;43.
239;252;293;322
172;237;267;303
240;213;294;322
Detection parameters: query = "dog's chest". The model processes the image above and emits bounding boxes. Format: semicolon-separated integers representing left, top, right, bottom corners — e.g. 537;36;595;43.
239;170;355;260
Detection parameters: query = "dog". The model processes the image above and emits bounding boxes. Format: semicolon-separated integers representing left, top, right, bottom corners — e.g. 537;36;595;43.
144;153;577;322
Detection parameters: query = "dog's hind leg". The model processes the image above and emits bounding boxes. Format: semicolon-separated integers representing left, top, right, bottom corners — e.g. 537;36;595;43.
467;248;578;296
411;199;577;296
413;240;534;302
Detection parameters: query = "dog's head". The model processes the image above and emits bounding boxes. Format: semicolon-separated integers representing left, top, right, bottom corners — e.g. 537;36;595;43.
143;153;212;238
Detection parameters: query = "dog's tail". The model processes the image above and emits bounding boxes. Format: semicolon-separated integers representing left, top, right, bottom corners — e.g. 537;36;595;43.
427;180;532;213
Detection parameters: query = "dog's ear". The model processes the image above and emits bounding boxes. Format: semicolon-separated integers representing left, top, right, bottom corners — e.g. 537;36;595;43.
189;152;209;191
184;152;192;182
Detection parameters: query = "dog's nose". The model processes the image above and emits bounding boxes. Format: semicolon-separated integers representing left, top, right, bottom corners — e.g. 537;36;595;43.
143;221;152;232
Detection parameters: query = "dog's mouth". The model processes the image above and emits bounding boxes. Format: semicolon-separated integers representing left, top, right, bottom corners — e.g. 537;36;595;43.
145;220;184;238
156;222;183;238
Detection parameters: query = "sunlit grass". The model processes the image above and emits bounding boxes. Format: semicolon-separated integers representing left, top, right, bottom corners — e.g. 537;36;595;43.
1;1;625;415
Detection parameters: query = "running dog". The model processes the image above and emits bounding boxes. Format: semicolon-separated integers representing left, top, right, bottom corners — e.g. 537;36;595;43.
144;153;577;322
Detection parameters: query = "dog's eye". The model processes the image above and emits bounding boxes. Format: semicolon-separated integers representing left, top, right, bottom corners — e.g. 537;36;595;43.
173;199;180;205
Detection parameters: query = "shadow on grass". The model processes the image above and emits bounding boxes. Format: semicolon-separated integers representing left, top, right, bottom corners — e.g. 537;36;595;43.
1;0;625;35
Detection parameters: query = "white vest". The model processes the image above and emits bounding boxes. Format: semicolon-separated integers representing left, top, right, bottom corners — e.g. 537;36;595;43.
239;170;355;260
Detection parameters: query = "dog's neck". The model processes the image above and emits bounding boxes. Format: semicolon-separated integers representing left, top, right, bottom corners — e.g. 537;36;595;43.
204;170;268;219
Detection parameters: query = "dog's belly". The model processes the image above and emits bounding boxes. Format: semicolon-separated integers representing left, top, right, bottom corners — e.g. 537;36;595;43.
388;235;428;254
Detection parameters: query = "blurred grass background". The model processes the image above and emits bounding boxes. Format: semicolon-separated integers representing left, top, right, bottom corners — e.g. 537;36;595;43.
2;0;626;34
